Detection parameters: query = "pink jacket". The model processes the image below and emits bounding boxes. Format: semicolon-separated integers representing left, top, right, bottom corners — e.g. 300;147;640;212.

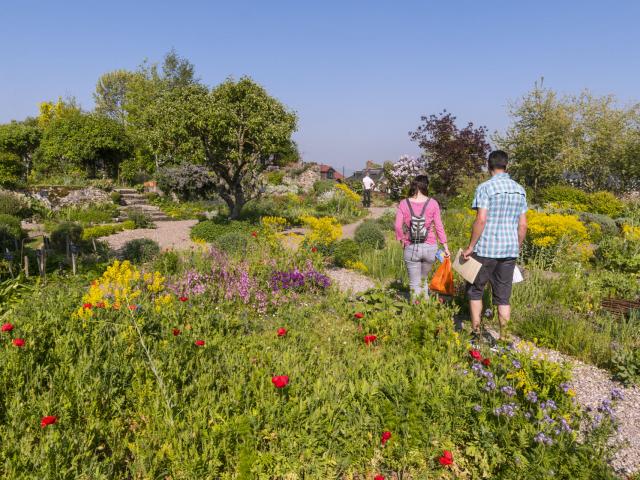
394;198;448;247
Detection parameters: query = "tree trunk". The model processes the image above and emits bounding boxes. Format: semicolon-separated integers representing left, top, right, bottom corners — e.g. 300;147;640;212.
229;188;245;220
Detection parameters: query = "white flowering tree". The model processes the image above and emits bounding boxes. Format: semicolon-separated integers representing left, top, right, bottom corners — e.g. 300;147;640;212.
384;155;427;200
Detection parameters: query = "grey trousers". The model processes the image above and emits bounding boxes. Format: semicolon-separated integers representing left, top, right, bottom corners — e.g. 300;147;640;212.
404;243;438;298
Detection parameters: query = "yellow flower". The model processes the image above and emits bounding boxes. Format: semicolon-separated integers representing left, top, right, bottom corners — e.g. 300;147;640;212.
300;215;342;247
527;211;588;248
334;183;361;202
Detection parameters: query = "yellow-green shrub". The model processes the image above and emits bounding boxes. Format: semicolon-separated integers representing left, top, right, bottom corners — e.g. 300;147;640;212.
526;211;588;248
300;215;342;248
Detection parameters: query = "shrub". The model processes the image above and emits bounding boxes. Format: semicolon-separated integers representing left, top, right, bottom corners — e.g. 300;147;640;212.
122;220;136;230
50;222;83;252
0;214;24;248
541;185;624;217
125;208;154;229
333;239;360;267
266;170;285;186
0;152;25;189
577;212;618;239
58;203;119;225
300;216;342;250
587;191;624;217
595;237;640;273
540;185;589;206
157;164;216;201
110;191;121;204
82;223;126;241
594;270;640;300
0;191;31;219
313;180;335;196
153;249;181;275
526;211;589;248
190;219;252;242
354;220;386;250
214;232;248;255
120;238;160;263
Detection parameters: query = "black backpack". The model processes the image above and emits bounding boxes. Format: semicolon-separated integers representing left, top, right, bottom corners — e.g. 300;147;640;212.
405;198;433;244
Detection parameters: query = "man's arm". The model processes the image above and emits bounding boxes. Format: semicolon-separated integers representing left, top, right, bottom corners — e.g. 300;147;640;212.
462;208;487;259
517;213;527;247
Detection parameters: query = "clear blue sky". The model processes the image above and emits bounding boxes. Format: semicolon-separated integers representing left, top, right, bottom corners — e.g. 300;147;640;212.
1;1;638;174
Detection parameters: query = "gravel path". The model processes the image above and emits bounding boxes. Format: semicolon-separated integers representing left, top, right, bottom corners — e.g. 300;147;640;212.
100;220;198;251
326;267;377;295
511;337;640;476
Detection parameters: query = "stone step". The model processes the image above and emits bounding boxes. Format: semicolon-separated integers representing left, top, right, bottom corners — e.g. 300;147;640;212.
121;193;146;200
122;198;148;206
114;188;138;194
119;205;162;212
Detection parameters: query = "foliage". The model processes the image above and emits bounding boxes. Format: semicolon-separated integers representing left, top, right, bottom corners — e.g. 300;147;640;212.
384;155;427;200
120;238;161;263
576;212;618;241
0;151;26;188
0;214;24;248
36;109;133;180
56;203;119;225
214;232;248;255
50;222;83;252
260;216;288;233
354;220;386;250
594;270;640;300
541;185;624;217
110;191;121;204
190;219;252;243
82;222;134;241
611;346;640;386
157;163;217;201
266;170;285;186
313;179;335;196
410;111;490;197
594;236;640;273
135;77;297;218
316;183;364;222
153;249;181;276
0;119;41;177
149;197;220;220
300;216;342;251
125;208;154;229
526;211;589;248
333;239;360;267
495;82;640;194
0;190;33;219
94;69;137;123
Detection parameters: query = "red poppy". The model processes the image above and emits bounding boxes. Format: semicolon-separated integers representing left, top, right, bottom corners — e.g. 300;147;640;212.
194;340;205;346
469;349;482;361
381;431;392;445
172;328;181;336
374;476;385;480
311;247;318;253
96;302;105;308
128;305;137;311
277;328;287;337
1;322;14;332
364;334;377;345
12;338;25;347
251;231;258;238
439;450;453;466
83;303;92;309
40;415;57;428
179;296;188;302
354;312;364;319
482;357;491;367
271;375;289;389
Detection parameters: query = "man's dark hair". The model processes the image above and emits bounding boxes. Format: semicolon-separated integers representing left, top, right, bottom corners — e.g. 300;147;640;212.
408;175;429;197
488;150;509;171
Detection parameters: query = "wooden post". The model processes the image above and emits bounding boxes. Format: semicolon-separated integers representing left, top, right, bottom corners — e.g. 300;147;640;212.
71;253;77;275
24;256;29;277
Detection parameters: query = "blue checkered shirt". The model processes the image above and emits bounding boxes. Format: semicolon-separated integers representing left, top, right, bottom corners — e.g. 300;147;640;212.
472;173;528;258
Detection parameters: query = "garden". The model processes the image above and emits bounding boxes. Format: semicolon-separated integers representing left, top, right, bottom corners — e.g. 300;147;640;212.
1;52;640;479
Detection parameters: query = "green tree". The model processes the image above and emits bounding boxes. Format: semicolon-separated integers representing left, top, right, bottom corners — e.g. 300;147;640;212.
0;119;42;177
94;70;137;123
493;82;574;195
0;152;25;188
37;111;132;179
144;77;297;218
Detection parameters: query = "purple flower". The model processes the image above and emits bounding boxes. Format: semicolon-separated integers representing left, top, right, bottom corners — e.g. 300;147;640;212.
534;432;554;446
611;388;624;401
473;405;482;412
494;403;518;417
540;400;557;411
597;399;614;416
484;380;496;391
526;391;538;403
512;359;522;369
501;386;516;397
524;412;532;420
559;382;570;393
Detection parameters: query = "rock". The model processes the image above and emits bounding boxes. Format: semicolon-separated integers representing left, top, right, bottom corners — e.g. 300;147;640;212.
57;187;111;209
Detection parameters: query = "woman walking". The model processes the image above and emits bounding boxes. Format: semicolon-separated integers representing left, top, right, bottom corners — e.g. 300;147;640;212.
394;175;449;298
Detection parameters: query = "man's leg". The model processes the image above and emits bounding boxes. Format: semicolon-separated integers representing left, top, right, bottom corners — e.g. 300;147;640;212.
469;299;483;332
491;258;516;339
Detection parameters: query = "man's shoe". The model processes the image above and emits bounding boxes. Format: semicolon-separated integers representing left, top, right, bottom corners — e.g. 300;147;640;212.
470;331;481;348
481;328;497;348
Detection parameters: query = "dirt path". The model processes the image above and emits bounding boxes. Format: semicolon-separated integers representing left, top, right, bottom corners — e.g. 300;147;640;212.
100;220;198;251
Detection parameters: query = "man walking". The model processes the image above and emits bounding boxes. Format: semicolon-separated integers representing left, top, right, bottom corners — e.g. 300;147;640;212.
462;150;528;344
362;171;375;208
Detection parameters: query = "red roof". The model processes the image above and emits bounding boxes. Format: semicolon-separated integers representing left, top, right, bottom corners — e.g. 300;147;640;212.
319;164;344;180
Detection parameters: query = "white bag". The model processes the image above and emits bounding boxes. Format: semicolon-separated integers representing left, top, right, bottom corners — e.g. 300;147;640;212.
513;266;524;283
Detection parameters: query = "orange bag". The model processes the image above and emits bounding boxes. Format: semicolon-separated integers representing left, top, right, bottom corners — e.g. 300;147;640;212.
429;257;455;295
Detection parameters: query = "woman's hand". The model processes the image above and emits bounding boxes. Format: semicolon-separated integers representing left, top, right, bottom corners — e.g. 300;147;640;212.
443;245;451;257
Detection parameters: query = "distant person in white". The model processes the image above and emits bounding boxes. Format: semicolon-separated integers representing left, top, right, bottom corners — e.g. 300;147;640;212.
362;171;375;207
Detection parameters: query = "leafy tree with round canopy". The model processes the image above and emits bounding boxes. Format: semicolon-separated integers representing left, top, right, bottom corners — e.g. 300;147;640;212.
144;77;297;218
0;119;41;178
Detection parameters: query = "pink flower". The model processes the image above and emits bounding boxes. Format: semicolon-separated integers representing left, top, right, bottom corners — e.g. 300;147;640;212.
374;476;385;480
439;450;453;466
469;349;482;361
251;231;258;238
354;312;364;319
13;338;25;347
172;328;181;336
83;303;92;309
482;357;491;367
1;322;14;332
194;340;205;346
381;431;392;445
277;328;287;337
179;296;188;302
272;375;289;389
